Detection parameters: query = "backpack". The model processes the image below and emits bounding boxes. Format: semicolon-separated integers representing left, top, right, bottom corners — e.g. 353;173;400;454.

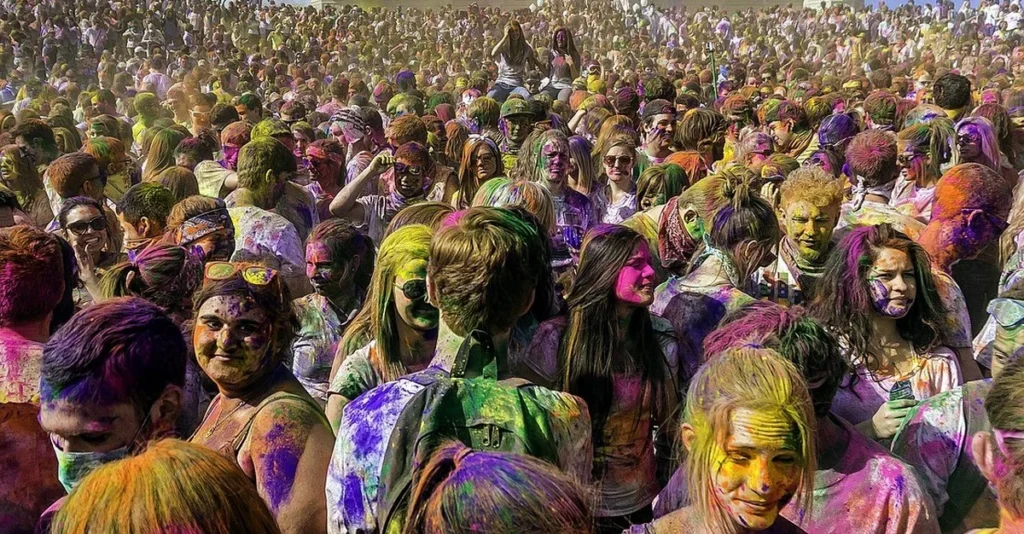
375;331;572;533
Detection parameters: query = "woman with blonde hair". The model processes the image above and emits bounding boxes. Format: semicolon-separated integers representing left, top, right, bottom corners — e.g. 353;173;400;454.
0;144;51;226
50;439;280;534
325;225;438;429
567;135;599;196
631;347;816;533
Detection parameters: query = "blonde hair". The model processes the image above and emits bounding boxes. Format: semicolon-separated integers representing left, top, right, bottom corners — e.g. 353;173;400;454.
51;439;280;534
779;166;844;209
683;347;816;533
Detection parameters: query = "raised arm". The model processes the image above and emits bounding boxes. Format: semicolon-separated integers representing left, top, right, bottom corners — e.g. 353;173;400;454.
328;151;393;222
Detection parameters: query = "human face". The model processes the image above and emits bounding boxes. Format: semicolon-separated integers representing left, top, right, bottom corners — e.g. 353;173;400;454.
193;295;276;394
540;139;570;183
293;132;312;156
394;158;426;198
781;200;839;261
393;258;439;331
0;151;15;182
768;120;791;148
41;400;144;454
640;182;667;211
603;145;635;183
504;115;531;143
866;247;917;319
14;135;46;164
708;408;803;531
305;240;352;299
896;145;928;184
614;243;656;307
648;114;675;151
63;205;108;256
957;124;983;161
556;30;567;49
473;144;498;182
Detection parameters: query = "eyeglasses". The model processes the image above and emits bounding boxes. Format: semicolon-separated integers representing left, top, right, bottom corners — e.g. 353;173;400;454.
395;278;428;301
66;216;106;235
896;152;926;166
989;298;1024;329
394;162;424;176
603;155;634;168
204;261;278;286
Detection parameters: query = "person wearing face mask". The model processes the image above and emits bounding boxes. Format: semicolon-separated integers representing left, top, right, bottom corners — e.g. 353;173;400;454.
523;225;678;531
37;298;187;530
224;138;306;296
892;278;1024;532
630;347;815;534
497;97;536;170
452;136;504;209
324;225;436;428
166;195;236;265
754;167;842;306
189;261;334;534
652;169;778;386
292;219;374;406
810;224;962;443
116;182;176;256
330;142;431;245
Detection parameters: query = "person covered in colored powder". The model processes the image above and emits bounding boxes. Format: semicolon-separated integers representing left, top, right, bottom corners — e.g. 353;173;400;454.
188;261;334;534
522;225;678;531
657;302;941;533
753;166;843;306
327;208;593;534
325;225;437;428
629;347;816;533
810;224;962;443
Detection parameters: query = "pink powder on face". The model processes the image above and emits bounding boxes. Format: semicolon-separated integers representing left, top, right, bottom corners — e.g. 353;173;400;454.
615;244;656;306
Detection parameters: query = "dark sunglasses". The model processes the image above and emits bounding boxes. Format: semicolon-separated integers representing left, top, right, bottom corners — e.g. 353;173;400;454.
395;278;428;301
66;216;106;235
897;152;926;166
394;162;424;176
603;155;634;167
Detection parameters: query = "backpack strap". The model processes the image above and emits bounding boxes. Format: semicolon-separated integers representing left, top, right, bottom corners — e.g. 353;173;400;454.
230;391;327;454
450;329;498;379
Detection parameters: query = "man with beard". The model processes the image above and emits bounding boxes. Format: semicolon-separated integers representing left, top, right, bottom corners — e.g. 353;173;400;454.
754;167;842;305
498;97;535;170
330;141;431;244
291;219;374;405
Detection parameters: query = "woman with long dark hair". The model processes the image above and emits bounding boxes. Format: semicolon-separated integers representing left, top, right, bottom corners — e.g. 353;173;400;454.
809;224;961;442
452;136;504;209
541;27;580;103
524;225;677;531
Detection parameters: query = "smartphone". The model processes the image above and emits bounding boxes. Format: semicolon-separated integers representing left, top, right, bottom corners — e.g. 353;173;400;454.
889;379;914;402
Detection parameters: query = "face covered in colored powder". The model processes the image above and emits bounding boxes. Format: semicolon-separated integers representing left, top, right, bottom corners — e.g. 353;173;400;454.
193;295;277;394
704;407;803;531
540;139;570;184
394;156;427;199
866;247;917;319
896;142;929;185
305;240;354;300
640;182;667;211
988;298;1024;378
393;258;439;331
781;199;840;261
614;242;656;307
646;114;675;152
503;115;532;144
956;124;983;161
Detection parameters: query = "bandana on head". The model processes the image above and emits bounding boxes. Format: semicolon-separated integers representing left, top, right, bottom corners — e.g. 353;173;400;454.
175;207;232;246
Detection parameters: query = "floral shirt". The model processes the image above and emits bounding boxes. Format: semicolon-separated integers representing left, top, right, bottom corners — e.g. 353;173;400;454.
0;331;43;404
592;186;638;225
326;365;594;534
291;293;359;404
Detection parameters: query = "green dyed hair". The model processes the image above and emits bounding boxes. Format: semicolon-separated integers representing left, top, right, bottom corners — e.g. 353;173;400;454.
896;119;955;183
340;224;433;383
251;118;292;141
636;163;688;208
466;97;501;130
236;137;297;192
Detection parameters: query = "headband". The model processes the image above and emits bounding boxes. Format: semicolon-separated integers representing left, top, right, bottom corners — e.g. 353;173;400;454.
175;207;232;246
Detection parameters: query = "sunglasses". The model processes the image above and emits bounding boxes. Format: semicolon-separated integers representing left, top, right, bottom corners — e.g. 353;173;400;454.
896;152;926;166
603;155;634;167
989;298;1024;329
66;216;106;235
205;261;278;286
394;162;424;176
395;278;428;301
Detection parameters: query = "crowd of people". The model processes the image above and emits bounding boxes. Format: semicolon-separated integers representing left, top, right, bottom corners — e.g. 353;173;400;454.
8;0;1024;532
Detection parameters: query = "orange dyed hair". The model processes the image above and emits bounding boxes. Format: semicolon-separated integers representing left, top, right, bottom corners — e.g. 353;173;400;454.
51;439;280;534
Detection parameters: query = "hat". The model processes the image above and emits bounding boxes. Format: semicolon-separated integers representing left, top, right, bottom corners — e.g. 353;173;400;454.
642;99;676;122
279;101;306;124
500;98;532;118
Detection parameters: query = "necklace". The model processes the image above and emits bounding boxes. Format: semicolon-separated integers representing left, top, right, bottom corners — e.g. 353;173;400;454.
201;397;248;441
